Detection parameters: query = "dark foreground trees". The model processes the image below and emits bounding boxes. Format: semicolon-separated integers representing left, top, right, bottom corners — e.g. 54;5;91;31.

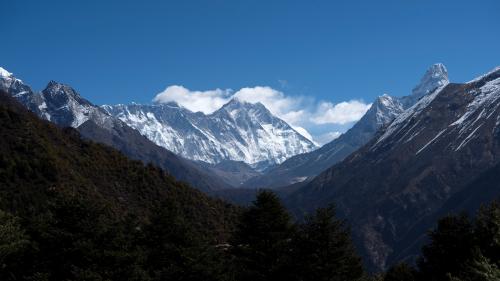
383;200;500;281
230;191;295;281
0;189;365;281
230;191;364;281
2;188;499;281
290;206;364;281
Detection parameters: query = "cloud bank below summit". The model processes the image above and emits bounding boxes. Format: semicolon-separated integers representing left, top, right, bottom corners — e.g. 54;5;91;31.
153;85;371;144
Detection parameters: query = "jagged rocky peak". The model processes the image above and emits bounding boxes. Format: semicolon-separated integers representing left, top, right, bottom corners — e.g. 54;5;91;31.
366;63;449;128
411;63;449;98
39;80;109;128
43;80;91;105
396;63;449;108
220;98;267;112
370;94;404;125
374;94;399;108
0;67;44;116
222;97;248;107
216;98;272;120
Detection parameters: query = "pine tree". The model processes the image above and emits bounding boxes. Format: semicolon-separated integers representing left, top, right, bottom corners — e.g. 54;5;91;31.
0;209;30;280
290;206;364;281
383;262;416;281
141;199;230;281
230;190;294;281
418;213;476;281
474;201;500;264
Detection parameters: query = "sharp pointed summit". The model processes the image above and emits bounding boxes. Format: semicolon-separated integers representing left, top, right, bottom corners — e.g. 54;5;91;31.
401;63;449;107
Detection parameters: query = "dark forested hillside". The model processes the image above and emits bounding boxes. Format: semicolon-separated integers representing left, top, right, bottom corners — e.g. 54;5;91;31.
0;92;239;279
0;91;237;231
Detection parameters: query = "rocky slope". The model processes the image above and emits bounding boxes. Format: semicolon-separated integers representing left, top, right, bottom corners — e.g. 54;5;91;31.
245;63;449;189
286;66;500;270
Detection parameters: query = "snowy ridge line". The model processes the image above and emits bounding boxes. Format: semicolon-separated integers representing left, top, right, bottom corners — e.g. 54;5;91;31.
372;83;449;150
467;66;500;84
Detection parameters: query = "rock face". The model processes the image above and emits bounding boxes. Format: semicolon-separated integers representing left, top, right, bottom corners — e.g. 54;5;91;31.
286;66;500;271
102;99;317;169
245;64;449;189
0;67;232;192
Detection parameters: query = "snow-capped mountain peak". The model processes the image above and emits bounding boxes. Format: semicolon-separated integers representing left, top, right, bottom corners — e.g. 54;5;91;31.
215;98;274;122
0;67;13;78
373;66;500;151
0;67;48;118
40;81;109;127
371;94;404;126
44;81;91;104
367;64;449;129
220;98;268;113
411;63;449;97
103;99;317;167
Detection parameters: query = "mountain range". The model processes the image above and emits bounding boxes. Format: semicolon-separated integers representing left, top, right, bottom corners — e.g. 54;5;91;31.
244;63;449;188
102;98;317;169
3;62;500;273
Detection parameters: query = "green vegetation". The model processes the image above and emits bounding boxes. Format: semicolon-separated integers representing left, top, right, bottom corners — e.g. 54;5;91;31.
0;93;499;280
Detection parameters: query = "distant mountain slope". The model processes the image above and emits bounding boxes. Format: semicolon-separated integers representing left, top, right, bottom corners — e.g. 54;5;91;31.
195;160;262;187
286;66;500;271
0;67;231;192
245;63;449;188
102;98;317;169
0;91;238;238
389;158;500;266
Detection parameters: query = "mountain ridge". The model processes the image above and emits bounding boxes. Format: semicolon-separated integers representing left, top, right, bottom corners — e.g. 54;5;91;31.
285;66;500;271
244;63;449;189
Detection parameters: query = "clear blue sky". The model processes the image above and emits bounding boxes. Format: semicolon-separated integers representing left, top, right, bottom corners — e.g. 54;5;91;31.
1;0;500;142
2;0;499;104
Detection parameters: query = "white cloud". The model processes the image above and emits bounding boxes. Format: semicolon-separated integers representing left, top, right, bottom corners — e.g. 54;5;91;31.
311;101;372;125
153;85;371;144
153;85;232;114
